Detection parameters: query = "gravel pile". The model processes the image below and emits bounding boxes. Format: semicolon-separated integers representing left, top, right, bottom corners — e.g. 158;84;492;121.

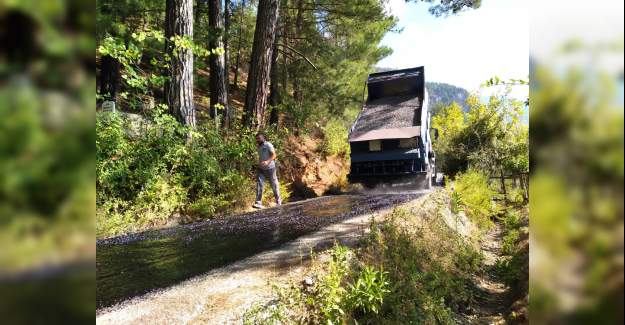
352;95;421;133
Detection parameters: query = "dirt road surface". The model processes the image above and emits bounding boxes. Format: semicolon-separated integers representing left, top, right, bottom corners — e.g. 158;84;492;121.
97;192;428;323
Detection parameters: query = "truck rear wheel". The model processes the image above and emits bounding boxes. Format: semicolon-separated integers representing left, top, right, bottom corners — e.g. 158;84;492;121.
362;181;376;189
414;172;431;190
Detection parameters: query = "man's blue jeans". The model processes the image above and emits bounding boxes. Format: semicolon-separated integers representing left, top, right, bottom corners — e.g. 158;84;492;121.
256;167;281;204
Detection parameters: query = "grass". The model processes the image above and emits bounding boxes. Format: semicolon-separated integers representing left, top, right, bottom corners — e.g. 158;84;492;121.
244;187;530;324
448;169;500;230
244;193;484;324
491;209;529;291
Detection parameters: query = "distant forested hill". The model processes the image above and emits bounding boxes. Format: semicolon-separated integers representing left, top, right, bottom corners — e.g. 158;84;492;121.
425;82;470;114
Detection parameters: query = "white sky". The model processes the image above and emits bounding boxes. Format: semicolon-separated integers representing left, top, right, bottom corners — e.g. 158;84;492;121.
378;0;528;94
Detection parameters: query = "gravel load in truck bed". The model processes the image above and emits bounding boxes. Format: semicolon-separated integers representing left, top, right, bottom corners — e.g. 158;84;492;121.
351;94;421;133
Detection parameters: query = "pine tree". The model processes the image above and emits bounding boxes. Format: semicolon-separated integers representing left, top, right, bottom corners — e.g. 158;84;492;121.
244;0;280;129
208;0;230;127
165;0;195;127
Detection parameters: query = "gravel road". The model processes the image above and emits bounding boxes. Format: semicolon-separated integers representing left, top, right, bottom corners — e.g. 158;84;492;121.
97;192;426;312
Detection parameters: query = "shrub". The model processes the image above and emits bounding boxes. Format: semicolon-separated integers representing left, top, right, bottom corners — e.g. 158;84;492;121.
249;202;484;324
187;196;229;217
314;244;352;323
360;207;481;324
448;169;498;229
131;174;186;225
261;180;292;205
493;209;528;288
95;109;291;238
321;118;349;156
347;266;390;314
502;229;521;256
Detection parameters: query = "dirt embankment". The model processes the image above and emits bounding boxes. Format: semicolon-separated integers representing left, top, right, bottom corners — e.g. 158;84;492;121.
281;135;349;198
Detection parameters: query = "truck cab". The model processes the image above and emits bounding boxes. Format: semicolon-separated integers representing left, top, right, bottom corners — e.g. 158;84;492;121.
347;66;436;188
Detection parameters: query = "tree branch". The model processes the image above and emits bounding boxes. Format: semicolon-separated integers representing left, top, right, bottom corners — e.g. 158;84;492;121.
277;43;318;71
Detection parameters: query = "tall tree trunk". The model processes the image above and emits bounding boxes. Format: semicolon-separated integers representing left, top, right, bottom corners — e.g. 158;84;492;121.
208;0;230;127
98;0;120;103
292;0;304;103
281;0;289;94
224;0;231;86
99;55;120;102
165;0;195;128
268;37;280;125
233;0;246;90
244;0;280;129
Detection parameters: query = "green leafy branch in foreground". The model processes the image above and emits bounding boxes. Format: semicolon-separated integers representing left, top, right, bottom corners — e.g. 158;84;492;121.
97;30;222;108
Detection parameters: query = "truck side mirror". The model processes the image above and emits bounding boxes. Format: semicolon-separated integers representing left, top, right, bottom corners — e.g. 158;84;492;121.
432;128;439;140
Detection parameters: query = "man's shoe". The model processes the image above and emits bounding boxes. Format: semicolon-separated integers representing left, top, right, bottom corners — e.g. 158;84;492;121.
252;202;264;209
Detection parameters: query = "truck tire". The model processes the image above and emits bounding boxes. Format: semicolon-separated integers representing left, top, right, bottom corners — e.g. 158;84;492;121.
415;171;432;190
362;181;376;189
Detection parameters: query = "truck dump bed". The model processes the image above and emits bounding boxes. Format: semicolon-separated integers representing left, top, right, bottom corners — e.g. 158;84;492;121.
348;67;425;143
351;94;421;133
347;66;434;187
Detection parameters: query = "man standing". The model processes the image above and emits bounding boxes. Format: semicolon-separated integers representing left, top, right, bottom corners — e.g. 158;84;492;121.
253;132;282;208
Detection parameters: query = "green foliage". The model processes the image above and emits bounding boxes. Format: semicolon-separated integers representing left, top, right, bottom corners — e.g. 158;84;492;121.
530;62;623;323
448;170;498;229
97;29;221;112
96;109;284;237
433;91;528;178
347;266;390;314
251;203;483;324
272;0;396;130
187;195;230;217
408;0;481;17
360;208;482;324
314;245;352;323
501;228;520;256
432;101;466;173
489;208;528;293
320;119;350;156
243;303;289;325
0;76;95;272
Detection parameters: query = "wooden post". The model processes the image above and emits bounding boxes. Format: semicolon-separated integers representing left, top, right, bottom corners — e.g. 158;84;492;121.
500;169;507;201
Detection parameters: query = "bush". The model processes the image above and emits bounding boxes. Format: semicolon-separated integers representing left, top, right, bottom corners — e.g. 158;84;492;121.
347;266;390;314
492;209;528;288
132;174;186;225
187;195;230;218
247;203;483;324
448;169;498;229
360;208;481;324
320;118;349;156
96;110;291;238
315;245;352;323
261;180;292;205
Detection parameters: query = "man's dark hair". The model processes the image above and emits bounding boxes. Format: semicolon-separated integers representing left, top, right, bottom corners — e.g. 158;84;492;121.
255;132;266;139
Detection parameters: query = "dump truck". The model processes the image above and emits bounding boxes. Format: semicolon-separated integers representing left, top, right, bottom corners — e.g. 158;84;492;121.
347;66;437;189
